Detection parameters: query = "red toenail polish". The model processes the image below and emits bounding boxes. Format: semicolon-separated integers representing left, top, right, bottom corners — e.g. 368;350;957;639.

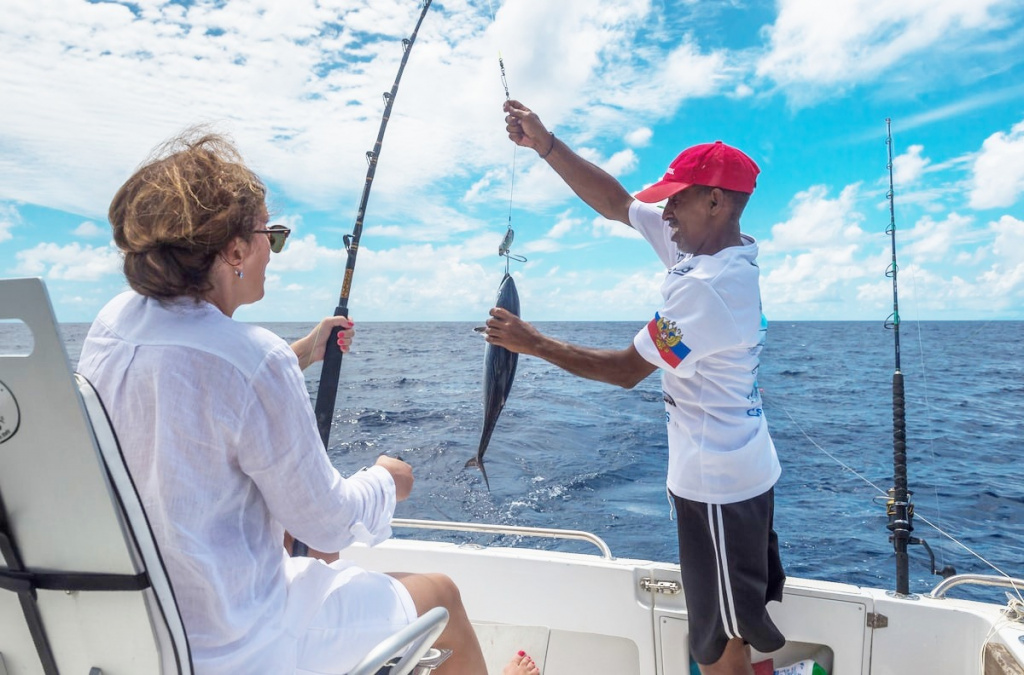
518;650;525;656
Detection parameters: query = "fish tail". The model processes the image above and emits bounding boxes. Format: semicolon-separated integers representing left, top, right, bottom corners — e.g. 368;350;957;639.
464;456;491;491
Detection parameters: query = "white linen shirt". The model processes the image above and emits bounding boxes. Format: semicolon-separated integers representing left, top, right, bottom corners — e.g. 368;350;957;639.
629;200;781;504
77;291;400;673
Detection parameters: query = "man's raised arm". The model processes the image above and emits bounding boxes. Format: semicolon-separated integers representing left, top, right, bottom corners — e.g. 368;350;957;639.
504;99;634;226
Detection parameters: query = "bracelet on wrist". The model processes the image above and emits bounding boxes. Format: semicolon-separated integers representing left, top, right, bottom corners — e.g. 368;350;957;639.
539;132;556;159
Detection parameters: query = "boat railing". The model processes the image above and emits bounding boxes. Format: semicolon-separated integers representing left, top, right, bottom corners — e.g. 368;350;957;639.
928;573;1024;600
392;518;614;560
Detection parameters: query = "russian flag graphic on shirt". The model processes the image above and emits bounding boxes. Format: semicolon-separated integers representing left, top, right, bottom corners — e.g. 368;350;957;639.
646;312;691;367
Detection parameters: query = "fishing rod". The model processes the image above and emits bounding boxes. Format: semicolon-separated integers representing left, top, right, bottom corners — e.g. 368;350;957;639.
883;117;915;596
882;119;956;595
294;0;432;557
313;0;433;448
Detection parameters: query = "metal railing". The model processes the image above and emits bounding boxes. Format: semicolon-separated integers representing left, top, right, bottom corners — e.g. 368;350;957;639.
392;518;614;560
928;574;1024;599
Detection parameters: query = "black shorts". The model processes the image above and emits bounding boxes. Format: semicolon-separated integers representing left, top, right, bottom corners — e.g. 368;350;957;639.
672;488;786;665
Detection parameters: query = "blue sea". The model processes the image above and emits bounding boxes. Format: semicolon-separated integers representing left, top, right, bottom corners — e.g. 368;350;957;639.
22;320;1024;602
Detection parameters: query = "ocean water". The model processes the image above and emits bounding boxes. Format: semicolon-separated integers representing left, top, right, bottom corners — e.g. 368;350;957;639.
9;319;1024;602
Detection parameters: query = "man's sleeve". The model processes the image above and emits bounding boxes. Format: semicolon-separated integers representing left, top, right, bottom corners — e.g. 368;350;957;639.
628;200;677;268
633;278;741;378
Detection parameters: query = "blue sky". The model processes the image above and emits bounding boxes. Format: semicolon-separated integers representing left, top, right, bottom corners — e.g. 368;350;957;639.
1;0;1023;323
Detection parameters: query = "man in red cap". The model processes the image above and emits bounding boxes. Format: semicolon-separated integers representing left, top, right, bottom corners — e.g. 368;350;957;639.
486;100;785;675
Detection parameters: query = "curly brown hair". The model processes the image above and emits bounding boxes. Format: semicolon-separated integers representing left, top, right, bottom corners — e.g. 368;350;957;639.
109;130;267;299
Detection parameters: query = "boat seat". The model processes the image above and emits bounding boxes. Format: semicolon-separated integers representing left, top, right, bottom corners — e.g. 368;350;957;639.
0;278;450;675
0;277;193;674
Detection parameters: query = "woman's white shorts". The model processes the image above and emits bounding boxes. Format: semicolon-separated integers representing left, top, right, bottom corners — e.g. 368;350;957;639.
295;564;418;674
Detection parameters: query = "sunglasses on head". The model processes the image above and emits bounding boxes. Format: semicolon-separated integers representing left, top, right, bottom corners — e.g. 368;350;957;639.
253;224;291;253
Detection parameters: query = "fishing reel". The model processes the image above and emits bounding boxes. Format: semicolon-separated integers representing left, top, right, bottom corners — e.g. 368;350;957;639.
885;489;956;580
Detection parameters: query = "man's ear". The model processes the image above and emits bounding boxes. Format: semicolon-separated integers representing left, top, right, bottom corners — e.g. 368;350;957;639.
709;187;723;210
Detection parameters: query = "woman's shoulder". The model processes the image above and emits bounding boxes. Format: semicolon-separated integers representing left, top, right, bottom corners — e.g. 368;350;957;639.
93;292;293;378
197;314;294;378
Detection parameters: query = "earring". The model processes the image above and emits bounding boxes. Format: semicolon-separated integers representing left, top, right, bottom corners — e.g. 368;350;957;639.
235;268;244;279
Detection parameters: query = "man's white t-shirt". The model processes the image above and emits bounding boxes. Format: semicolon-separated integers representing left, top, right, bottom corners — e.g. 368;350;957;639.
78;292;414;673
629;200;781;504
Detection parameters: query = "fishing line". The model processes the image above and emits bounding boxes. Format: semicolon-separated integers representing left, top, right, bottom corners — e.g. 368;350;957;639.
888;126;952;576
889;131;1012;588
904;304;1021;594
772;399;890;498
485;0;526;274
772;395;1022;598
912;512;1024;601
904;274;956;576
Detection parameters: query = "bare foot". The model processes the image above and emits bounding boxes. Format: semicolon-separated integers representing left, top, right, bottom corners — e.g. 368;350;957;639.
504;650;540;675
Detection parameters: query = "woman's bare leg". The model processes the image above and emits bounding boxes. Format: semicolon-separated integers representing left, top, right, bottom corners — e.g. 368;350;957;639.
390;572;487;675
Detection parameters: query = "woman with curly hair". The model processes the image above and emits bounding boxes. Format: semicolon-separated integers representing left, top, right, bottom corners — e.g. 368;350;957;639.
78;130;492;674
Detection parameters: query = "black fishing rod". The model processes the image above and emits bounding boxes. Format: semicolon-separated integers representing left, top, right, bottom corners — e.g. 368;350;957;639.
882;119;956;591
313;0;432;447
883;117;913;596
294;0;432;558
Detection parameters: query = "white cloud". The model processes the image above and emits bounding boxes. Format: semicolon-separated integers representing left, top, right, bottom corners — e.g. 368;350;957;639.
14;242;122;281
547;211;581;239
845;214;1024;318
625;127;653;147
989;214;1024;267
592;214;643;240
521;238;565;254
270;234;347;273
759;183;887;316
763;243;871;300
969;120;1024;209
343;243;497;321
0;204;19;243
894;84;1024;133
2;0;1022;325
0;0;489;215
892;144;930;186
763;184;867;251
517;210;590;254
0;0;736;224
971;215;1024;308
757;0;1016;94
902;212;975;263
537;266;663;321
463;170;502;204
732;83;754;98
602;148;639;177
73;221;106;238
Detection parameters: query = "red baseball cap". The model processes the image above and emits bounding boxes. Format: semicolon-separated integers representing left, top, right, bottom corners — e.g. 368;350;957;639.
635;141;760;203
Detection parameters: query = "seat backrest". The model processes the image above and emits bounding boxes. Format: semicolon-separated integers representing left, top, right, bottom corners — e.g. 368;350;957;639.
0;277;192;675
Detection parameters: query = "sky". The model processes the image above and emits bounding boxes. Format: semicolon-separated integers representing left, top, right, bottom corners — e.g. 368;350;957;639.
1;0;1023;324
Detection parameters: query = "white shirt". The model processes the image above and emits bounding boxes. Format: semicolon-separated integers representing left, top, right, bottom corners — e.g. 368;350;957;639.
78;291;399;673
629;200;781;504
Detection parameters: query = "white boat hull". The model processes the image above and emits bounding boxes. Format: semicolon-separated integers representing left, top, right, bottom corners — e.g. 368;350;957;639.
345;521;1024;674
